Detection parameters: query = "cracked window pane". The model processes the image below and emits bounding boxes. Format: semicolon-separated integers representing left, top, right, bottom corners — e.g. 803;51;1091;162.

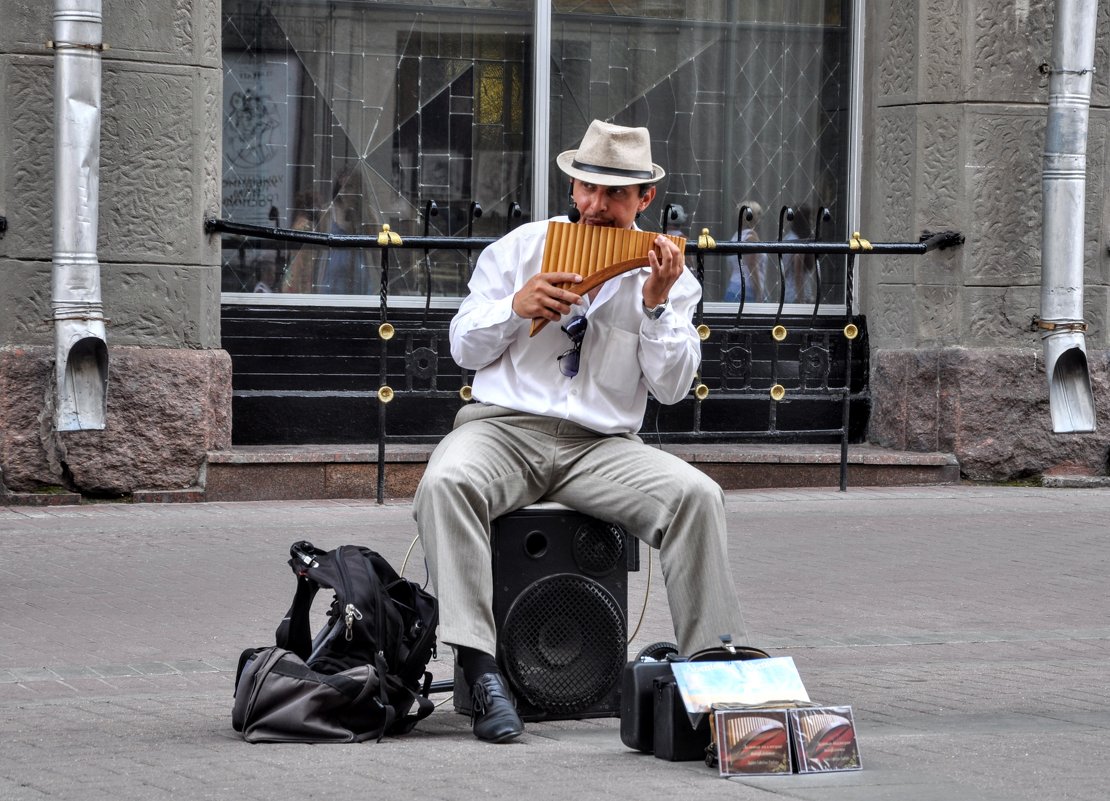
549;1;852;305
220;0;853;308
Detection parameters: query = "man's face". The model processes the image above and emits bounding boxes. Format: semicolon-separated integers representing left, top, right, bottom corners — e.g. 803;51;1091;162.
571;179;655;229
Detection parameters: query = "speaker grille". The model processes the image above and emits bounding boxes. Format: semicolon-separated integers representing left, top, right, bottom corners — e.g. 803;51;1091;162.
500;573;626;715
572;522;625;576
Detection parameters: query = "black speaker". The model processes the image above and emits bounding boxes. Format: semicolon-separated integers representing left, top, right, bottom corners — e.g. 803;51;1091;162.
454;504;639;721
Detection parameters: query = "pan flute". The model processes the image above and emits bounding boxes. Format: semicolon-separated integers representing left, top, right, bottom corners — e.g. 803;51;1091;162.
529;221;687;335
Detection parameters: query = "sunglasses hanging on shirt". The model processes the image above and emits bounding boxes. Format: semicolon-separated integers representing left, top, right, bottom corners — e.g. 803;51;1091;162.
557;316;588;378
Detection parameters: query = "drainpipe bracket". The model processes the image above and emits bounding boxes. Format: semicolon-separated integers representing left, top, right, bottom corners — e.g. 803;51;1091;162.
1031;316;1087;334
1038;61;1094;77
46;41;110;52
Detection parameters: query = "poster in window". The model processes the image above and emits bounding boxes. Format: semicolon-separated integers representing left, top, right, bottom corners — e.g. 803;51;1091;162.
222;51;301;227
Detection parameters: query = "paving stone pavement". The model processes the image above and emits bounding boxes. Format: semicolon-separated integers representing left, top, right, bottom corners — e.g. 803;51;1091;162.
1;485;1107;801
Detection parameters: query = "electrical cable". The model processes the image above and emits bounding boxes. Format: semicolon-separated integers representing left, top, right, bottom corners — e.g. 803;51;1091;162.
626;544;653;644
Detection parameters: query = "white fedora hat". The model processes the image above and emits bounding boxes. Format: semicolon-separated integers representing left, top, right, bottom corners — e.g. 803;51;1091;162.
556;119;665;186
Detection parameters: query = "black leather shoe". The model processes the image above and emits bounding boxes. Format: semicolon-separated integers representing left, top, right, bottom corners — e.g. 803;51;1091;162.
470;672;524;743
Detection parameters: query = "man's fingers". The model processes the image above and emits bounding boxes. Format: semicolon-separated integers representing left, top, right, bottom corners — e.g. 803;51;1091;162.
653;236;682;265
534;295;573;321
514;271;583;321
536;274;583;308
545;271;583;285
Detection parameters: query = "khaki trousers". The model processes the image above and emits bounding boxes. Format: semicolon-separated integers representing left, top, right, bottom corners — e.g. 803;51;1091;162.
413;404;745;656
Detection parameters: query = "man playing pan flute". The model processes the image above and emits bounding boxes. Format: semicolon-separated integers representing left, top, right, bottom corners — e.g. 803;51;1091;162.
414;119;746;743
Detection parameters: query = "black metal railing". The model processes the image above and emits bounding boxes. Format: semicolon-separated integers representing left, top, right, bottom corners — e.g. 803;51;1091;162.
206;208;962;500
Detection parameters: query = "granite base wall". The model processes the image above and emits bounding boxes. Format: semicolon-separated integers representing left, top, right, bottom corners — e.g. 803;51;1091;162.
0;346;231;495
869;347;1110;481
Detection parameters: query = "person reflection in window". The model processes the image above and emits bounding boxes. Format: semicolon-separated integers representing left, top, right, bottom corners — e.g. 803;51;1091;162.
724;201;770;302
252;255;278;293
781;206;816;304
280;190;322;294
315;167;373;295
664;203;687;237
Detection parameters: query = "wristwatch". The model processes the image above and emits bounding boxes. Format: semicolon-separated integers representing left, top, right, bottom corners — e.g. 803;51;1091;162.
642;299;668;320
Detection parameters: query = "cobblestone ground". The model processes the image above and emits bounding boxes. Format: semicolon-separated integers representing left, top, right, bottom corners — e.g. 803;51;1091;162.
1;486;1107;801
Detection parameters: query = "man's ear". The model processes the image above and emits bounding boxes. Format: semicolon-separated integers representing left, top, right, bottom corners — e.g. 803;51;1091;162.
638;185;657;212
567;181;581;223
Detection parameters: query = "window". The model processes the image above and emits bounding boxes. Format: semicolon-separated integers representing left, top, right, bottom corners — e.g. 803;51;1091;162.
220;0;855;311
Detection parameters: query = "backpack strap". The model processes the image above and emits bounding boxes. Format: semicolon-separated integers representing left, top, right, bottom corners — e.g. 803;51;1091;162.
275;541;332;660
275;574;320;660
373;651;396;737
381;670;435;736
394;695;435;734
410;670;436;722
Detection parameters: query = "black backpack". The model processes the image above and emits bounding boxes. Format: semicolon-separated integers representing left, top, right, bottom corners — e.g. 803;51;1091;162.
232;540;439;742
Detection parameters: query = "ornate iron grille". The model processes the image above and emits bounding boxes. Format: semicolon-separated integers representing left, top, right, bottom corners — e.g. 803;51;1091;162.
209;209;962;499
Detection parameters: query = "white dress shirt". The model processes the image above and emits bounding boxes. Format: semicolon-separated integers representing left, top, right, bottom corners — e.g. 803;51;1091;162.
450;216;702;435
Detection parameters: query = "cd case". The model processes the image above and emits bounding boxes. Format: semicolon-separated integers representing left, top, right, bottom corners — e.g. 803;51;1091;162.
789;705;862;772
712;708;792;776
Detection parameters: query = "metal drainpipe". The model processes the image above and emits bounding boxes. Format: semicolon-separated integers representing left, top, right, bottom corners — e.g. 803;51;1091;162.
1038;0;1097;433
51;0;109;431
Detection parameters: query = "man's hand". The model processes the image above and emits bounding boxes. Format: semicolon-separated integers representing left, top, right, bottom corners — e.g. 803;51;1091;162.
512;271;584;322
642;234;684;308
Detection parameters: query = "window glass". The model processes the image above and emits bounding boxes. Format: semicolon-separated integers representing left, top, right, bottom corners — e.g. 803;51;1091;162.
221;1;532;299
220;0;853;307
548;1;852;305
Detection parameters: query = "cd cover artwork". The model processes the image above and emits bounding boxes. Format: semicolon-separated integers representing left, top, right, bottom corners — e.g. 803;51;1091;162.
789;706;862;772
714;708;792;776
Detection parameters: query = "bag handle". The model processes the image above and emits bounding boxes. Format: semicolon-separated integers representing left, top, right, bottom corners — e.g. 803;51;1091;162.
687;644;769;662
233;646;266;692
687;634;769;663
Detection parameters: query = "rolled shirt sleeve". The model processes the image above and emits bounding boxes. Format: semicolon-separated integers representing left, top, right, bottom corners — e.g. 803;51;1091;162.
636;268;703;405
449;223;542;370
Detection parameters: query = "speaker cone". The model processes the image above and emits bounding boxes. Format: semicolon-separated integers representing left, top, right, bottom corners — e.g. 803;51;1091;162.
499;573;626;715
572;521;625;576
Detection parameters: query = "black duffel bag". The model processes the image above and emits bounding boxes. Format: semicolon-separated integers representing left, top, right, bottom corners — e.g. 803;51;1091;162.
232;541;439;743
232;646;410;743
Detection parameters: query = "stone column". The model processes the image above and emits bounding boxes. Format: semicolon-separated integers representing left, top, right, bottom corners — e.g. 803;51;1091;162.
1;0;230;496
860;0;1110;480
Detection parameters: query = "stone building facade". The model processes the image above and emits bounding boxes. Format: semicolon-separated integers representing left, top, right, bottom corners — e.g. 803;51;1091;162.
1;0;229;495
861;1;1110;479
1;0;1108;497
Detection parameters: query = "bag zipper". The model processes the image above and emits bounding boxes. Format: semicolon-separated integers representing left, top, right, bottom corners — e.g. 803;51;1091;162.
332;546;363;643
